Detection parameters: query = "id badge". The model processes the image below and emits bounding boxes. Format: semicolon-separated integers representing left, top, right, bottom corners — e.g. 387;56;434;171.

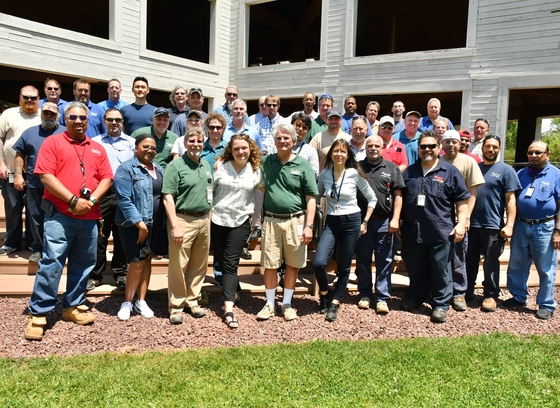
8;173;14;184
417;194;426;207
525;187;534;198
333;204;341;215
206;186;213;203
297;224;303;236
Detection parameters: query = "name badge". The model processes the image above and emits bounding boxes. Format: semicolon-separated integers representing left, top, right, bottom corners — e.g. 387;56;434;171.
525;187;534;198
417;194;426;207
333;204;341;215
297;224;303;236
8;173;14;184
207;186;213;203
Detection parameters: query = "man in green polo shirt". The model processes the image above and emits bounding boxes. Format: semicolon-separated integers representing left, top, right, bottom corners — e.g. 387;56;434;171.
257;123;318;322
131;107;178;169
162;127;213;324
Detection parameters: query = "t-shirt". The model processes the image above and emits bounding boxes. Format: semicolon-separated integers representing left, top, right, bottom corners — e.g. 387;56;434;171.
441;153;485;189
309;129;351;172
121;103;156;135
0;107;42;172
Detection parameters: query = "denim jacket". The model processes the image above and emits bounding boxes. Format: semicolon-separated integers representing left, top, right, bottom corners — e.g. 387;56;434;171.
114;155;165;228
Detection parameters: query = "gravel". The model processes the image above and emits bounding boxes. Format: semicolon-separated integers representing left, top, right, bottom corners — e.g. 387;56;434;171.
2;288;559;359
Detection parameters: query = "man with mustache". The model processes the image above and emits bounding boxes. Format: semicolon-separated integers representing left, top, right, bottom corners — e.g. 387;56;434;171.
39;78;67;116
0;85;42;256
12;103;66;263
65;78;106;138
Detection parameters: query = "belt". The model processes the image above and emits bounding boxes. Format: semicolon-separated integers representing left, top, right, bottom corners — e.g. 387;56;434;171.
517;215;556;225
264;210;305;219
371;214;390;221
177;210;209;217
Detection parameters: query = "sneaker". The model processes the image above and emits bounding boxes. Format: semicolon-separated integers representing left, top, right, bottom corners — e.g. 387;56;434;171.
0;246;19;256
430;307;447;323
118;302;133;321
319;291;332;314
452;296;467;312
24;314;47;341
240;248;252;260
169;312;183;324
282;304;298;321
481;297;497;312
357;297;371;309
249;227;262;241
86;278;102;291
326;303;340;322
536;308;554;320
62;305;95;325
376;301;390;315
28;251;42;263
503;297;527;308
189;306;206;318
257;303;275;320
401;298;422;312
133;300;154;318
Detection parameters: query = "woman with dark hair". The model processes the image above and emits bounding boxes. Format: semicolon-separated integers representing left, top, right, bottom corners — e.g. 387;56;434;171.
313;139;376;322
212;134;263;328
114;134;167;320
291;113;319;178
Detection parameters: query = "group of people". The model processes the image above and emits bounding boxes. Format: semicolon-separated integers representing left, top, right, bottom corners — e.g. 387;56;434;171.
0;78;557;342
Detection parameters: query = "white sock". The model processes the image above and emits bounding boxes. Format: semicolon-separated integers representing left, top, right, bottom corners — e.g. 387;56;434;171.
265;288;276;305
283;288;294;305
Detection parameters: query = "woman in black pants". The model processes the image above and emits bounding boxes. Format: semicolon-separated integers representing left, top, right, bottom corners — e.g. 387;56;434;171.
211;134;263;328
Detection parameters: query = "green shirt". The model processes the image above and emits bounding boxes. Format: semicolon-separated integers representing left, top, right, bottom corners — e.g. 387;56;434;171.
131;126;178;169
306;116;327;143
162;154;213;213
262;153;318;214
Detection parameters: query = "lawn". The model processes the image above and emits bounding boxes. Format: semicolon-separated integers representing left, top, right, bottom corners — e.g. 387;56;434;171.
1;333;559;407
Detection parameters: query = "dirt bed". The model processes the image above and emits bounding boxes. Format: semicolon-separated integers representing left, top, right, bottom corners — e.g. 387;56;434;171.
1;288;559;359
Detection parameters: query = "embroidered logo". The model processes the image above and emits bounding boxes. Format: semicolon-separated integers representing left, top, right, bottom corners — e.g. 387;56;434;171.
91;148;102;156
433;175;444;183
489;172;501;179
290;170;301;176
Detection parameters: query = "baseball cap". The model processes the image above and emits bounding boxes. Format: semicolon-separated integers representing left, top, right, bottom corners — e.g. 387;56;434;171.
188;110;203;119
188;87;203;97
405;111;421;119
41;102;59;114
379;116;395;126
326;108;342;118
458;129;472;139
153;107;170;117
442;130;461;141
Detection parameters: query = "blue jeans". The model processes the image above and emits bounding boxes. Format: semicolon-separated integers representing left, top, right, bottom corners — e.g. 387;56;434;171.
25;187;45;252
356;216;398;301
507;220;558;312
28;210;98;315
466;228;504;299
401;235;453;309
451;234;468;297
1;178;31;249
313;212;361;301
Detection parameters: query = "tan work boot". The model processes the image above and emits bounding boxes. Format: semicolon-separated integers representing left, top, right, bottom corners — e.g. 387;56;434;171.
62;304;95;325
24;314;47;341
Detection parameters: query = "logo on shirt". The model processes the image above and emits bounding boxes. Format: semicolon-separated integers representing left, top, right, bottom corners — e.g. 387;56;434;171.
91;148;102;156
290;170;301;176
433;175;444;183
489;172;501;179
381;171;391;179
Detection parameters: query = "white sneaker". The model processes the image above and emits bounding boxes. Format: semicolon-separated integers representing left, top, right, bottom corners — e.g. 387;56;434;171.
134;299;154;318
118;302;133;321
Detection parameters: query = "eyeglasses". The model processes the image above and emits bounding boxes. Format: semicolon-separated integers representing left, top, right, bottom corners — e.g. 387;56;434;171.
105;117;123;123
141;145;157;151
330;183;337;199
475;118;490;125
381;125;394;130
527;150;547;156
67;115;88;121
47;87;59;91
187;118;202;123
320;94;334;102
267;103;278;108
483;134;501;142
21;95;39;101
294;122;310;131
208;125;223;131
419;144;438;150
226;93;238;97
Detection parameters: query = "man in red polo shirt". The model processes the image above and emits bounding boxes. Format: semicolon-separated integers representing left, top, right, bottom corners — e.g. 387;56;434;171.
25;101;113;341
378;116;408;172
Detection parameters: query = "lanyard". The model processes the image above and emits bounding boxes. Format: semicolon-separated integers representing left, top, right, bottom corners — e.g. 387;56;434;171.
331;168;346;202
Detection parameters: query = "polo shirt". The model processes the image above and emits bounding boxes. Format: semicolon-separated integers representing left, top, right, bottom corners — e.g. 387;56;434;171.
98;99;129;112
222;123;263;149
516;163;560;220
307;116;327;142
261;153;318;214
167;106;189;130
34;132;113;219
12;124;67;188
162;154;213;213
131;126;178;169
200;139;226;172
396;130;421;165
401;159;470;243
471;161;521;229
341;113;373;136
121;103;156;135
91;132;135;174
0;107;42;172
418;116;455;132
381;137;408;168
359;158;405;218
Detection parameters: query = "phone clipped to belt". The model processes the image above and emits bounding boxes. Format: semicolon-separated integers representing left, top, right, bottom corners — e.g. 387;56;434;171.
40;199;55;217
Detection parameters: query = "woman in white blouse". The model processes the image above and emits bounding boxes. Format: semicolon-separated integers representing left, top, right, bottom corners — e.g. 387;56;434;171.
212;134;263;328
313;139;377;322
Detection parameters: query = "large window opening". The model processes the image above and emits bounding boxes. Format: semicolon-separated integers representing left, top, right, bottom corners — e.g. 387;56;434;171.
0;1;109;39
146;0;211;64
248;0;321;67
355;0;468;57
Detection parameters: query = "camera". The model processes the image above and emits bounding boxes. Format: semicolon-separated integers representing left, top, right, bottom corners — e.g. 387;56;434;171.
80;187;91;200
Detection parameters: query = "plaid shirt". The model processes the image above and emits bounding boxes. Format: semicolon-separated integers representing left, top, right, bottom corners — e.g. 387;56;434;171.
255;114;286;155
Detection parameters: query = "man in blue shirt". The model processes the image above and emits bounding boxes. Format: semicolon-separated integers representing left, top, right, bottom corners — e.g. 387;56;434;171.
395;111;422;164
222;99;262;148
121;77;156;135
418;98;454;132
341;96;372;136
39;78;67;119
505;140;560;320
400;131;470;323
12;102;66;262
64;79;106;138
98;79;129;112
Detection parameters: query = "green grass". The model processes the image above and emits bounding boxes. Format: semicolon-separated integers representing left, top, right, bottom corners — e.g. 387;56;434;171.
1;333;559;407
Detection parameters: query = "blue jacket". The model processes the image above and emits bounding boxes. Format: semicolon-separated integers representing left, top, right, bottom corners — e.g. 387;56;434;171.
114;155;165;227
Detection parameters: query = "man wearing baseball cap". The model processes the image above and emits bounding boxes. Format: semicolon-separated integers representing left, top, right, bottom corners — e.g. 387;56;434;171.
131;107;178;169
377;115;408;172
395;110;422;165
171;87;208;137
457;129;481;163
309;107;351;172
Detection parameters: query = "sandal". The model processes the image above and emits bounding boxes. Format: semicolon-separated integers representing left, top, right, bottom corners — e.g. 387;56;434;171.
223;312;239;329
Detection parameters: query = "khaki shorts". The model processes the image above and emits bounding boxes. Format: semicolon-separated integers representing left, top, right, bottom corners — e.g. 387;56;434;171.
261;215;307;269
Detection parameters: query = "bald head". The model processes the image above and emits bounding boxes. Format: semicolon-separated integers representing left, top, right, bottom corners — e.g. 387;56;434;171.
365;135;384;163
19;85;40;115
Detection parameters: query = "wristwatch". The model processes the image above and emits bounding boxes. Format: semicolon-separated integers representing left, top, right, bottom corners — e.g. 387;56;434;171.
90;196;97;205
306;223;314;229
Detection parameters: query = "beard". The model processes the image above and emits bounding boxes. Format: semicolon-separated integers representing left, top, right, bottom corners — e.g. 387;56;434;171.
42;117;57;129
20;101;38;115
227;102;234;111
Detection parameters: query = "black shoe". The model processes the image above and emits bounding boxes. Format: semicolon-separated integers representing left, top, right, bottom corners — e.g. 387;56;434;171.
86;278;102;291
249;227;262;241
503;297;527;308
401;298;421;312
536;308;554;320
319;291;332;314
326;303;340;322
240;248;252;260
115;276;126;291
431;307;448;323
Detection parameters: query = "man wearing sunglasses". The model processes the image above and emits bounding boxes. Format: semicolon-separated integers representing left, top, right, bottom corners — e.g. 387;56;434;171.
400;131;470;323
377;116;408;172
255;94;286;155
25;101;113;340
88;108;136;292
505;141;560;320
249;95;268;127
213;85;248;125
0;85;42;256
39;78;67;116
132;107;178;169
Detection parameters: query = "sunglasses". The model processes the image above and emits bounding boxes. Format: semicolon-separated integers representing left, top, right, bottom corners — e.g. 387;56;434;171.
381;125;394;130
67;115;88;121
208;125;223;131
226;93;238;97
266;103;278;108
105;118;123;123
419;144;438;150
483;134;501;142
47;87;59;91
22;95;39;101
527;150;547;156
141;145;157;151
320;94;334;101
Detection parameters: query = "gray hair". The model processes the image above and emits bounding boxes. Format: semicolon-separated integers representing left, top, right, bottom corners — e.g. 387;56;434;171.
274;123;297;143
231;98;247;110
64;101;89;117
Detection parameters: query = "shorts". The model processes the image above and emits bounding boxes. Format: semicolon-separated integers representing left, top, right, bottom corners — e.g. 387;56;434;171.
260;215;307;269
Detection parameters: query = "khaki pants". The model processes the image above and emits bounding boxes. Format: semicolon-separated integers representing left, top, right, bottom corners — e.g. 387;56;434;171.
167;213;210;314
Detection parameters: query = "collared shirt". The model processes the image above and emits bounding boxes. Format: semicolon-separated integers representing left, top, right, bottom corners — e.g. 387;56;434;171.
200;139;226;172
359;158;405;218
309;129;351;172
349;139;367;161
288;109;319;122
214;103;249;126
341;113;373;136
91;132;135;175
396;130;421;165
255;114;286;155
131;126;178;169
381;137;408;168
418;115;455;132
223;123;263;150
249;112;266;127
98;99;129;112
307;116;327;142
293;141;319;177
516;162;560;220
0;107;42;172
